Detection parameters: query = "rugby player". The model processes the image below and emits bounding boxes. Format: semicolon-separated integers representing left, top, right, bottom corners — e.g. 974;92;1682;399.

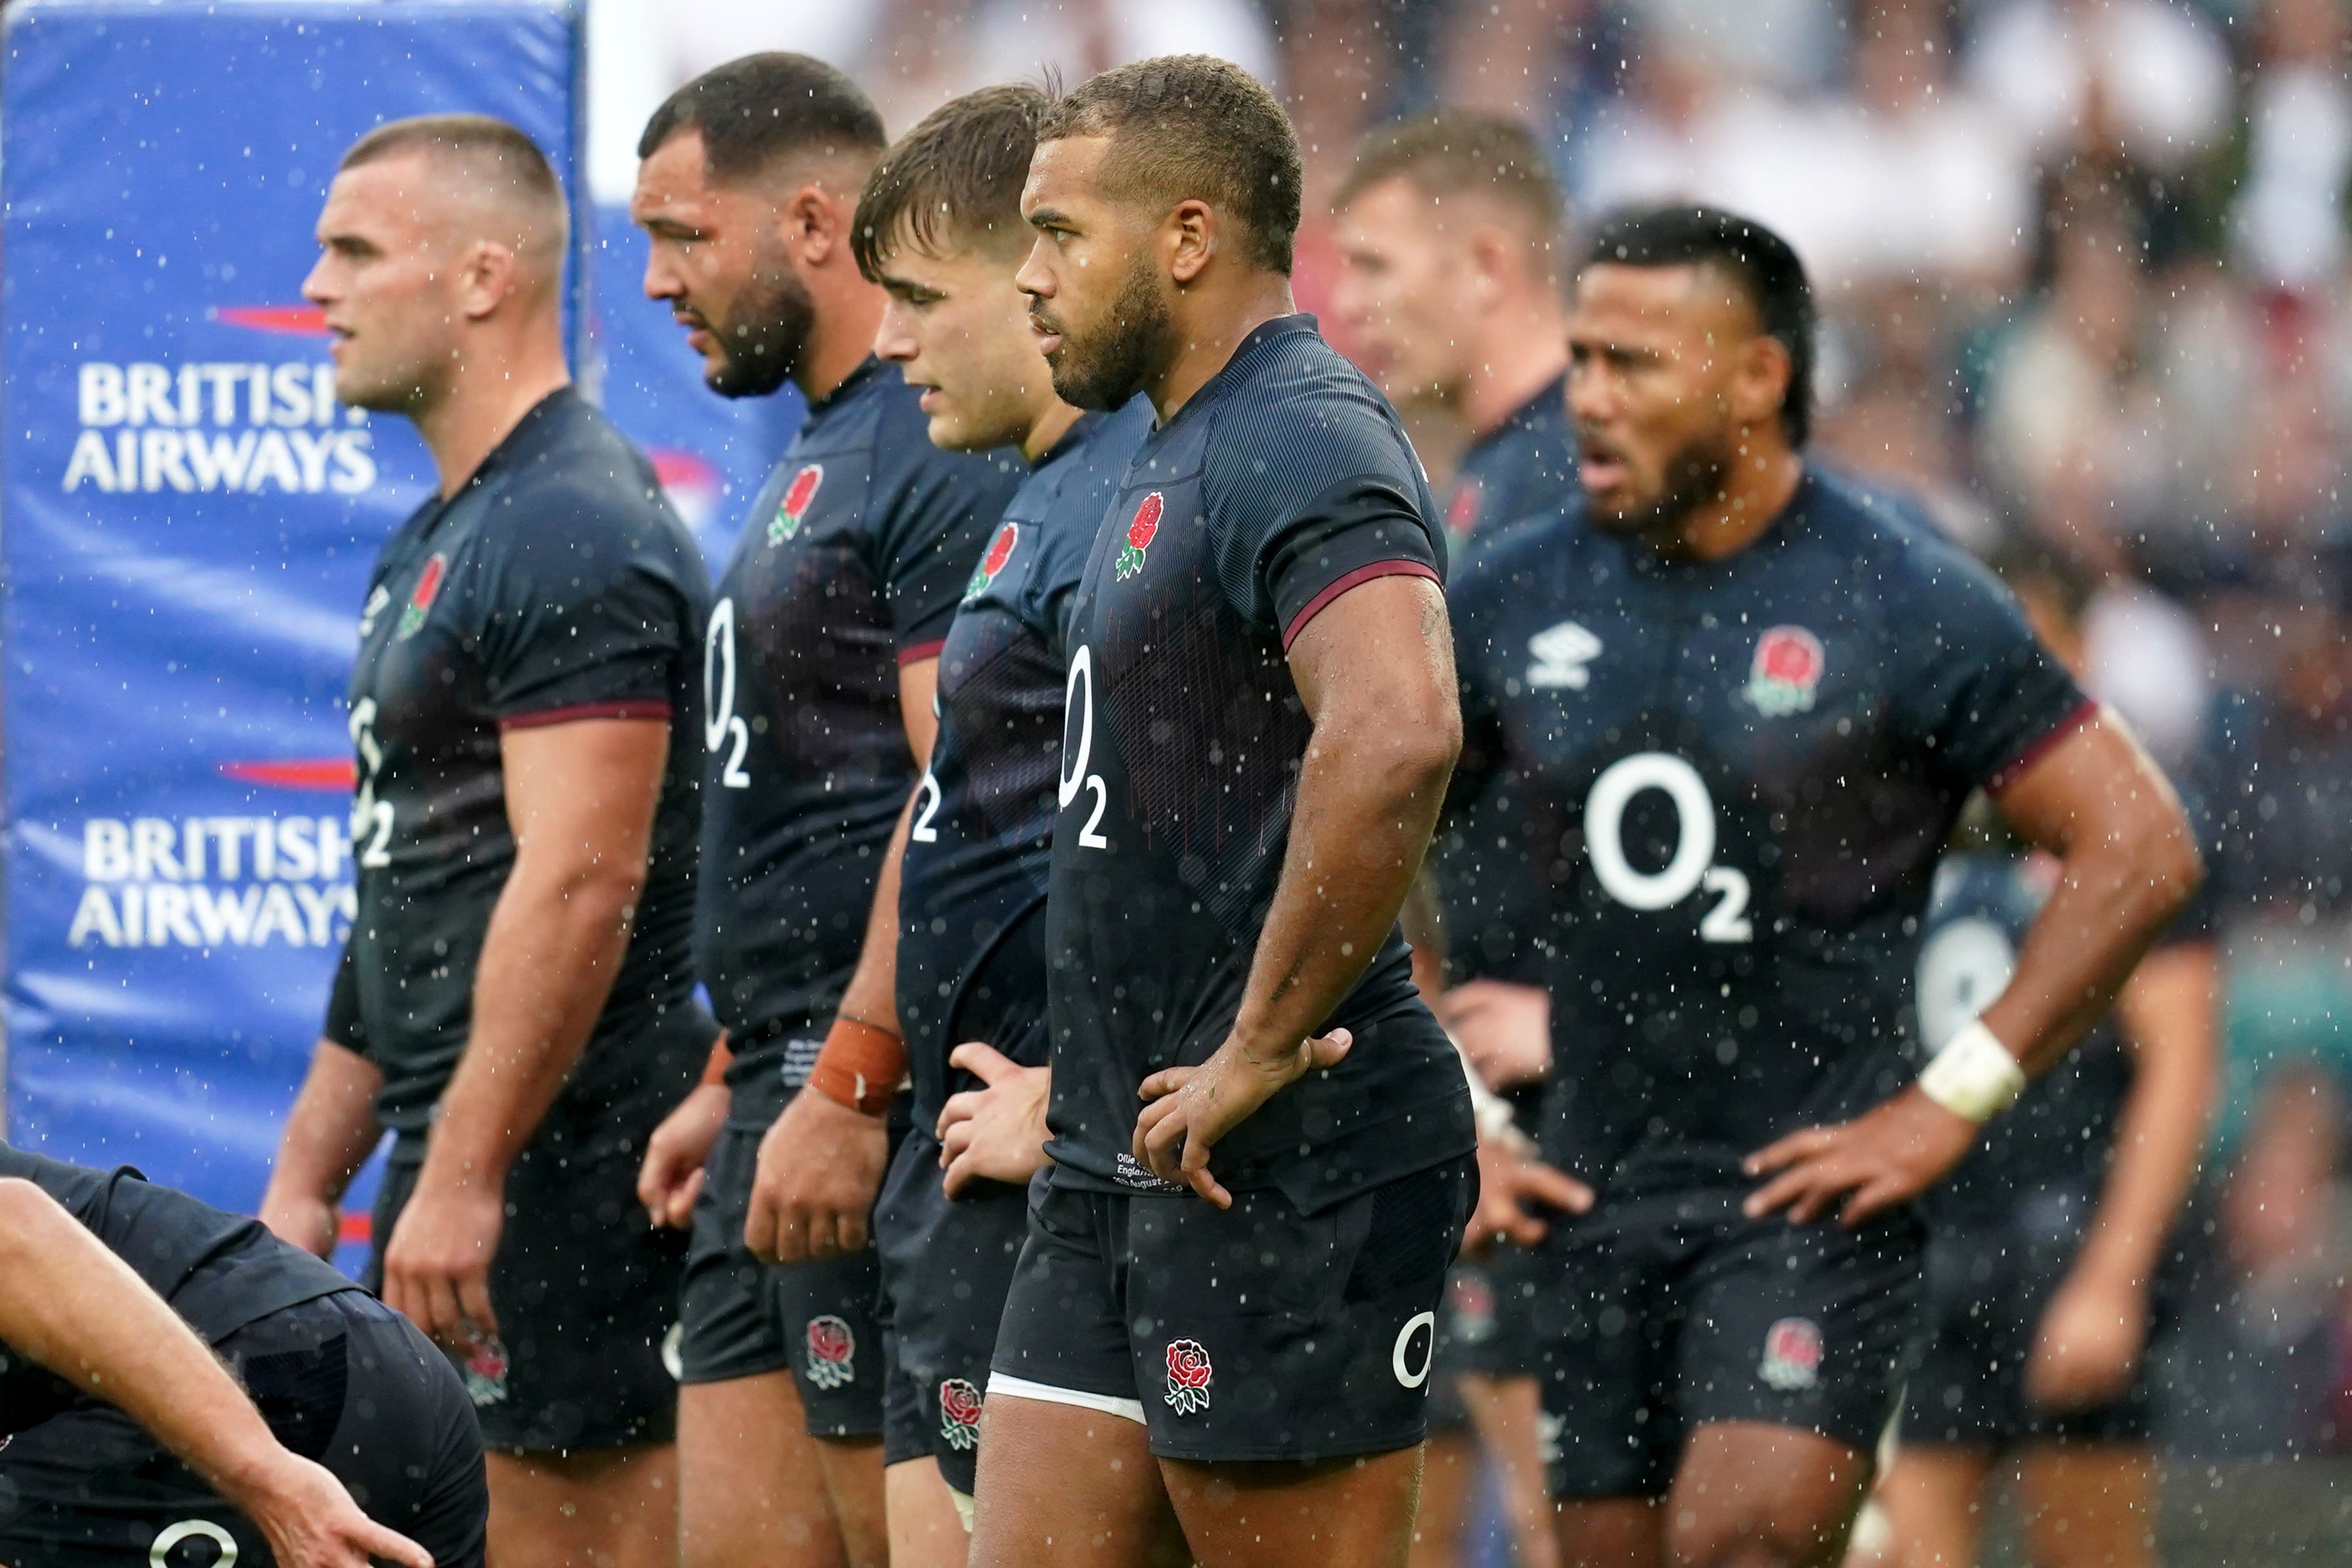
1443;204;2204;1568
626;54;1023;1568
1874;549;2219;1568
1331;110;1573;543
262;114;711;1568
1;1147;476;1568
968;56;1480;1568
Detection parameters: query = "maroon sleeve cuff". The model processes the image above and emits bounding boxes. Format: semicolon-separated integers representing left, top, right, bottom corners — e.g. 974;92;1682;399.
1985;697;2100;795
497;699;673;733
1280;560;1442;652
897;639;947;668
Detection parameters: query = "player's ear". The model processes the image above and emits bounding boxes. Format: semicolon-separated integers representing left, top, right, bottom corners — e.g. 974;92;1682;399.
785;181;846;268
457;238;516;322
1730;334;1791;432
1167;198;1215;286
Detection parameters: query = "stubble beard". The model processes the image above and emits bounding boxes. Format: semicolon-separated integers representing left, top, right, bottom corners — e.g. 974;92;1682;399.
706;250;816;401
1589;428;1736;549
1045;253;1170;413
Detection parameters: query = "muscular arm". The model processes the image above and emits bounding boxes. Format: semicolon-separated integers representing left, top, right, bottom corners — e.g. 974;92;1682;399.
260;1039;383;1259
0;1181;430;1568
384;715;669;1341
1135;575;1462;1203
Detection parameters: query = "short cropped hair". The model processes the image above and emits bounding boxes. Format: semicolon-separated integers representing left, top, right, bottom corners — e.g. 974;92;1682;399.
1335;110;1563;252
1037;55;1301;275
639;52;887;186
340;114;568;256
1580;205;1817;447
853;83;1047;280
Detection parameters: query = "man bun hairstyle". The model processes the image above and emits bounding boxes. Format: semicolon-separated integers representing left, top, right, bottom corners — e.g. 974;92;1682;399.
340;113;569;256
1037;55;1301;276
639;52;888;186
1335;110;1563;261
1581;205;1817;447
853;83;1049;281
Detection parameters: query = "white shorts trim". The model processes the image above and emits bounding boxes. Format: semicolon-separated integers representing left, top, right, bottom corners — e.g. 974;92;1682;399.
986;1372;1147;1426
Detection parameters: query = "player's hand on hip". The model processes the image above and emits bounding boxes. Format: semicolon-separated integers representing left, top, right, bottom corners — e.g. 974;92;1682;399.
744;1088;888;1265
2026;1260;2150;1412
380;1172;503;1349
1134;1027;1355;1208
638;1081;729;1229
937;1042;1051;1198
1464;1129;1591;1252
1439;979;1552;1088
1741;1085;1976;1227
234;1449;434;1568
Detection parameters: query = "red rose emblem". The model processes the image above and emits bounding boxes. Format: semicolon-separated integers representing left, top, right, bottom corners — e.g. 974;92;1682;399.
804;1314;857;1390
938;1377;984;1450
782;464;824;519
409;553;445;612
982;522;1019;577
1747;626;1824;716
1164;1338;1212;1415
1127;492;1163;550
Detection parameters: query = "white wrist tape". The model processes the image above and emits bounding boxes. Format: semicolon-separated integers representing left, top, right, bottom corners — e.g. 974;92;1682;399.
1450;1033;1525;1146
1916;1019;2026;1123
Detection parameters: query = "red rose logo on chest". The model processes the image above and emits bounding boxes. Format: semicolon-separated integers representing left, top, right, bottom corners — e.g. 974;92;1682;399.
1115;491;1164;582
965;520;1020;603
394;552;447;641
769;463;824;545
1164;1337;1212;1414
1745;625;1824;717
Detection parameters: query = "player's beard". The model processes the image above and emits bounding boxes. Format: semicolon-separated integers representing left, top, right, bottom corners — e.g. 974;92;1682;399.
706;244;816;400
1041;250;1171;411
1588;426;1734;547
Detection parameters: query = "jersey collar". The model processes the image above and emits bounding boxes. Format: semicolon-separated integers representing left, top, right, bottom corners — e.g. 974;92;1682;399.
455;386;579;495
805;355;888;419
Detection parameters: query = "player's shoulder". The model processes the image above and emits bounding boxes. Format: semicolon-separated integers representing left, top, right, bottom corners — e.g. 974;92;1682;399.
1796;466;2002;604
1450;498;1588;610
477;395;701;588
1197;316;1418;482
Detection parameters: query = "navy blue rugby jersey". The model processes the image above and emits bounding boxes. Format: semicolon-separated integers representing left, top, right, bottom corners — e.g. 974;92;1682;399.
1437;373;1573;543
1447;469;2091;1190
1918;843;2214;1230
698;358;1022;1108
1043;315;1476;1213
897;399;1154;1132
328;390;712;1134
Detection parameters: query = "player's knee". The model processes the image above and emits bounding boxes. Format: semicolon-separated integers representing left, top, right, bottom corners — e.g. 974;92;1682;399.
1667;1505;1849;1568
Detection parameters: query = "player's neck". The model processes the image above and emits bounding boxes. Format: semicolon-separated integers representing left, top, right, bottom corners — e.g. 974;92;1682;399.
1020;400;1084;465
795;280;887;405
1460;317;1568;441
1149;273;1298;422
415;330;570;499
1653;447;1804;562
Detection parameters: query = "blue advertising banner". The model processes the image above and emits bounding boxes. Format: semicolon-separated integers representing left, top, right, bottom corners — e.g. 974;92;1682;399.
1;0;589;1224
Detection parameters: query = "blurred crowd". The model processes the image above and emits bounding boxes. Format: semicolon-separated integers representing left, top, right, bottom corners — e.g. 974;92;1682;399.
599;0;2352;1463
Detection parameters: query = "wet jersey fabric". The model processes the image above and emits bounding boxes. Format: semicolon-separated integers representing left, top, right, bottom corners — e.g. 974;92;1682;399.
1446;470;2091;1188
1042;315;1476;1213
328;389;712;1134
0;1144;355;1431
897;398;1154;1130
1437;373;1574;543
697;357;1023;1113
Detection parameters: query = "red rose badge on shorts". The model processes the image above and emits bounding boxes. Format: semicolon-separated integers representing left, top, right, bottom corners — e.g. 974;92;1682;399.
769;463;824;545
1746;625;1824;717
395;552;447;641
1758;1316;1822;1391
462;1334;510;1407
1164;1338;1212;1414
1114;492;1164;581
805;1314;857;1390
938;1377;984;1450
965;520;1020;603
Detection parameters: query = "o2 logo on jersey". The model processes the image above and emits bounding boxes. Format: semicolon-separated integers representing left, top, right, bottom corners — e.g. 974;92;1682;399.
1114;491;1163;581
1758;1316;1823;1391
769;463;823;545
1746;625;1824;716
1583;752;1752;943
1164;1338;1213;1414
938;1377;984;1450
965;520;1020;603
805;1314;858;1389
704;598;752;789
394;552;447;640
1058;645;1111;849
1916;916;2017;1053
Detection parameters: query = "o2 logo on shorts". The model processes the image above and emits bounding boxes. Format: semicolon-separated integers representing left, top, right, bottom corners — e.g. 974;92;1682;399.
1758;1316;1823;1391
1164;1338;1213;1414
1393;1310;1437;1389
150;1519;238;1568
805;1314;858;1390
938;1377;984;1450
463;1335;511;1407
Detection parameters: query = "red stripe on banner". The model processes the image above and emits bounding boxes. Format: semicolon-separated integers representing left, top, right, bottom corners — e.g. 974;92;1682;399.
219;758;357;790
212;303;329;336
338;1212;372;1245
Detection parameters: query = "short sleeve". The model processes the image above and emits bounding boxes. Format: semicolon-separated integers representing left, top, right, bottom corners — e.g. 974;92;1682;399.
872;443;1021;665
323;936;368;1060
1887;545;2091;792
478;506;690;730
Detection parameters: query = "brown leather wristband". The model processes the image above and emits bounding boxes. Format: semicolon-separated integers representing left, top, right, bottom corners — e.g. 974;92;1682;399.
698;1032;733;1088
805;1018;905;1117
